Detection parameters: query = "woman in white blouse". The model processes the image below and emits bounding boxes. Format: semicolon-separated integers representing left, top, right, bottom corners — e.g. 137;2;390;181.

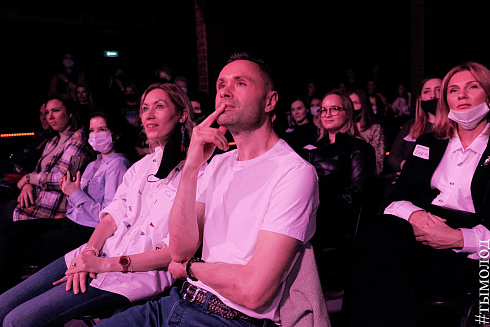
345;62;490;327
0;83;200;326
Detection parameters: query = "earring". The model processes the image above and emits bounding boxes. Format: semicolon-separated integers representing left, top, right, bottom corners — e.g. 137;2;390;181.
180;124;185;152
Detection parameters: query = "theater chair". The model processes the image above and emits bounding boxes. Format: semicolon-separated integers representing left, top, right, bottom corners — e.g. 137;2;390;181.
420;292;479;327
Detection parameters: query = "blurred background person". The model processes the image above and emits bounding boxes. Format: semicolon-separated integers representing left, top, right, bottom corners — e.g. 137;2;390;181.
48;52;86;101
0;102;55;200
154;65;172;84
391;83;412;126
283;96;318;153
349;88;386;175
310;96;322;128
75;83;95;131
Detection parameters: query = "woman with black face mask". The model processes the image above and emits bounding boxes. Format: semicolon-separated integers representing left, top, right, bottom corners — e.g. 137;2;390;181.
387;77;442;175
348;88;386;176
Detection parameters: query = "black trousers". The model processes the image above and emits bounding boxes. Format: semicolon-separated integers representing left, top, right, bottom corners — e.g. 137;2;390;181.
343;215;479;327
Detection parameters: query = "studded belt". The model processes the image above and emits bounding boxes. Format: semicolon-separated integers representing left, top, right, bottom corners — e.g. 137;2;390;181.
181;281;273;326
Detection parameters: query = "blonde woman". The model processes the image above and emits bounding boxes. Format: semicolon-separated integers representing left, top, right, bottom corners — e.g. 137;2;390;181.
347;62;490;326
0;84;202;326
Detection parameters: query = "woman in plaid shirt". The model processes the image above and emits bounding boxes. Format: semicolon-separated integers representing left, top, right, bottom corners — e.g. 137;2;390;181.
0;95;92;292
14;96;92;220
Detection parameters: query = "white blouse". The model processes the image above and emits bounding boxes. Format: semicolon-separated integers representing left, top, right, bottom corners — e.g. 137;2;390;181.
65;146;205;302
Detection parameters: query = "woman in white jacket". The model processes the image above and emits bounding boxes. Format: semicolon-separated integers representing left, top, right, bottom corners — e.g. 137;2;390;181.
0;83;203;327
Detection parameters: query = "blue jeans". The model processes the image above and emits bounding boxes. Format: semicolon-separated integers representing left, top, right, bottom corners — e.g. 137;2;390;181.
97;286;271;327
0;256;129;327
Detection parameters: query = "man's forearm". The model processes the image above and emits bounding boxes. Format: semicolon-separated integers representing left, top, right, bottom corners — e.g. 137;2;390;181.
190;261;259;308
188;232;301;310
169;166;202;262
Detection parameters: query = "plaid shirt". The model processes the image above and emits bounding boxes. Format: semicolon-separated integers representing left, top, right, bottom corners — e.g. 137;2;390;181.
13;129;92;221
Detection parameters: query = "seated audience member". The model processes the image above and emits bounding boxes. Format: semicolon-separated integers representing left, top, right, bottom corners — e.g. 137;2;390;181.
283;96;318;153
305;81;320;105
74;83;95;131
174;75;189;93
368;82;398;148
0;83;198;326
348;88;386;175
391;84;411;126
0;112;131;292
107;68;127;106
95;53;323;326
155;65;172;84
11;96;92;222
367;81;387;116
0;102;55;200
387;77;442;175
0;96;91;281
302;90;376;291
48;52;86;101
120;82;141;123
344;62;490;326
310;97;322;128
190;96;210;125
119;82;150;160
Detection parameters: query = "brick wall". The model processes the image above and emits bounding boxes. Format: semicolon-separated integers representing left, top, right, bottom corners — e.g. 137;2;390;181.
410;0;425;109
195;0;209;94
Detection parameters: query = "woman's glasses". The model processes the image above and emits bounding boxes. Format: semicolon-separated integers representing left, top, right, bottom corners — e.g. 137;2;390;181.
317;106;344;117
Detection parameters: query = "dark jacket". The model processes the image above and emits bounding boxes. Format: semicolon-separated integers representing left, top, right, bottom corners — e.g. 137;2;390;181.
302;133;376;244
387;119;433;173
388;132;490;229
283;122;317;154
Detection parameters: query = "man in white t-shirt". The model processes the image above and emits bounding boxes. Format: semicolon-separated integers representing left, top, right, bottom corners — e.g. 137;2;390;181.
97;53;319;327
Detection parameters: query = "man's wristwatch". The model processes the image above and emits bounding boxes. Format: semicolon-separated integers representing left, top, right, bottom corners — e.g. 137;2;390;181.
25;174;30;184
119;255;131;273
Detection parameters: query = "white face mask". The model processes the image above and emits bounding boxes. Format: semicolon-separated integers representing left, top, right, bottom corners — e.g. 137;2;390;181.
88;132;114;154
448;102;490;130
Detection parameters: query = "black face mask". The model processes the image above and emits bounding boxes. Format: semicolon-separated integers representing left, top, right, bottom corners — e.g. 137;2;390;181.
154;124;187;179
420;99;438;116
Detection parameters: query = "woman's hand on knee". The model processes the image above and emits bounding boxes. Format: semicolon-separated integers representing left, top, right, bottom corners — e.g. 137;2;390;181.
17;184;35;208
53;275;68;286
64;271;89;294
54;271;90;294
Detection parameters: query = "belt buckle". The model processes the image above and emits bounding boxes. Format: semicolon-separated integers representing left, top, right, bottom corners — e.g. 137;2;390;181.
183;283;200;303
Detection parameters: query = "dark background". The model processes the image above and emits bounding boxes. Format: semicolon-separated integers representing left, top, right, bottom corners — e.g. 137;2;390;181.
1;0;489;157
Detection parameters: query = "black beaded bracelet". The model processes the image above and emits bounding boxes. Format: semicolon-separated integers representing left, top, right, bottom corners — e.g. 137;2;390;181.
186;257;204;281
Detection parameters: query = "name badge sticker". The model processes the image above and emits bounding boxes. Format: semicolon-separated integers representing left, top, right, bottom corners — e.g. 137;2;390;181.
413;144;430;160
